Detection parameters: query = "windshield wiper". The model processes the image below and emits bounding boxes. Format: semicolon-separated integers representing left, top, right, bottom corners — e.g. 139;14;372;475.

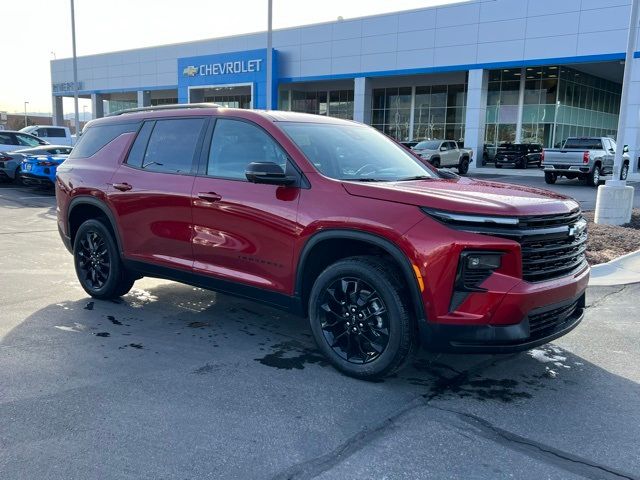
395;175;432;181
340;178;390;182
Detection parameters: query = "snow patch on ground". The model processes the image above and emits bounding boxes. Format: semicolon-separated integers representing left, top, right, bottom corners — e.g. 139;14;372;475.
528;345;572;376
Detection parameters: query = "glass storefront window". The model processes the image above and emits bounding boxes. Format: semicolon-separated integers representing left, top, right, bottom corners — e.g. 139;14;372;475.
285;88;354;120
485;65;621;148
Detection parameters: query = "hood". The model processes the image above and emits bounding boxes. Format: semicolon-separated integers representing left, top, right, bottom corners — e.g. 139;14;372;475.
341;177;579;217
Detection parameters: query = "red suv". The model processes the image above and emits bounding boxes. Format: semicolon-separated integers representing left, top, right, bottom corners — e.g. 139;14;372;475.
56;104;589;380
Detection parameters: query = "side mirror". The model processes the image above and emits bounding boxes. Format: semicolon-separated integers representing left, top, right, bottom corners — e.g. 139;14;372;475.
623;145;629;153
609;148;615;154
245;161;296;186
440;146;447;152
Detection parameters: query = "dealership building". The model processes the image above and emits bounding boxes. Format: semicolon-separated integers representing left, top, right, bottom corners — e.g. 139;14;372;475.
50;0;640;171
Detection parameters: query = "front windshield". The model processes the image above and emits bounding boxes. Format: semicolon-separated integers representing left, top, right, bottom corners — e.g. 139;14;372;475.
280;122;436;182
415;141;440;150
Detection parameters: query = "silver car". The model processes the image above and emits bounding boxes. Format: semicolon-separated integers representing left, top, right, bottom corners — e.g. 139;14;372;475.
0;145;73;183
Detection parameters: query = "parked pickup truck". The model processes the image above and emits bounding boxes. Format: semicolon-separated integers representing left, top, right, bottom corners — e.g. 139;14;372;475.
543;137;630;187
20;125;75;146
412;140;473;174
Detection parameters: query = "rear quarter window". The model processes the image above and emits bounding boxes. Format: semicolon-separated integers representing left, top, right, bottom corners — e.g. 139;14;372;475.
69;122;140;159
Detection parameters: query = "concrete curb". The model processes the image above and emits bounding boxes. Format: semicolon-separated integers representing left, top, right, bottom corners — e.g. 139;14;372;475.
589;248;640;286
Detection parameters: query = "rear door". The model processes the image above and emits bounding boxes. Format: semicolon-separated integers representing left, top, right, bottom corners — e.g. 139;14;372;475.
190;117;301;295
443;141;458;166
108;117;207;271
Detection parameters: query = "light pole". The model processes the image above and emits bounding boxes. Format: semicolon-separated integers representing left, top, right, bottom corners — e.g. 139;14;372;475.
70;0;81;136
23;101;29;128
594;0;638;225
266;0;273;110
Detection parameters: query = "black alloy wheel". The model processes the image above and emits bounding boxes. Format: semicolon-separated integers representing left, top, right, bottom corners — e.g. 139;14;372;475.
77;229;110;290
458;158;469;175
73;219;136;299
309;256;415;380
318;277;390;364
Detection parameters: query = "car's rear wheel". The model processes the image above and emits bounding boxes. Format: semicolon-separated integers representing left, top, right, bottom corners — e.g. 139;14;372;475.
74;219;135;300
13;166;22;185
308;256;415;380
458;157;469;175
621;162;629;181
588;165;601;187
544;172;557;184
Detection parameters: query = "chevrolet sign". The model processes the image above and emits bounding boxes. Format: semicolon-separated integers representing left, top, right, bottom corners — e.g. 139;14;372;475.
183;59;263;77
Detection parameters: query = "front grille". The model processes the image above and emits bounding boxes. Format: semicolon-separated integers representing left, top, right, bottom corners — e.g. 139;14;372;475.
430;208;588;283
520;230;587;282
528;298;581;338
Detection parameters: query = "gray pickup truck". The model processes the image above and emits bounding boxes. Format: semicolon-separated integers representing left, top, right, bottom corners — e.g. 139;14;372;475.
543;137;630;187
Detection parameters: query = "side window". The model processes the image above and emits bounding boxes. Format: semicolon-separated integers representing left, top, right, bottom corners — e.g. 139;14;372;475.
15;134;42;147
0;133;17;145
439;142;448;151
141;118;205;174
69;123;140;159
35;129;47;137
125;122;155;168
47;128;66;138
207;118;289;180
448;141;457;150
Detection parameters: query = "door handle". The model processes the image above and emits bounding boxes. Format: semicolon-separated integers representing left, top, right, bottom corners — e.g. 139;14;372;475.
112;182;132;192
197;192;222;202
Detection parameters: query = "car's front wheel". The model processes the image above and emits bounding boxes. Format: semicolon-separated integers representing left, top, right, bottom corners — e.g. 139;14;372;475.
73;219;135;300
308;256;415;380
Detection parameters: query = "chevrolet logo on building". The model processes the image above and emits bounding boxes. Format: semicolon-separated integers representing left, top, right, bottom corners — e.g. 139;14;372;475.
182;66;198;77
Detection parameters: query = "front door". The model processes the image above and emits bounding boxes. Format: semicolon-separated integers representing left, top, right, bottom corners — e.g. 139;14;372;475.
107;117;207;271
191;117;301;295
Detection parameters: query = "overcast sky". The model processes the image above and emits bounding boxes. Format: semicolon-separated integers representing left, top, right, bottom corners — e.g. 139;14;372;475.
1;0;459;115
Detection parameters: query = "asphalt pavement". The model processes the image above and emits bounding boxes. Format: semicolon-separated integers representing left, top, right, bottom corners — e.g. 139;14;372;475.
1;183;639;480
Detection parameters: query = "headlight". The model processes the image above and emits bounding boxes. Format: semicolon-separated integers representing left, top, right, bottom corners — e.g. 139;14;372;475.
422;208;519;226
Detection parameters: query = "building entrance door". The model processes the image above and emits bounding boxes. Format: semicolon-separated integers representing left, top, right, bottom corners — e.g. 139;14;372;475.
188;84;252;108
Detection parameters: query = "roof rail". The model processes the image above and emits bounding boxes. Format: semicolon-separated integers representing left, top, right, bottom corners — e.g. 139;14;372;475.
106;103;222;117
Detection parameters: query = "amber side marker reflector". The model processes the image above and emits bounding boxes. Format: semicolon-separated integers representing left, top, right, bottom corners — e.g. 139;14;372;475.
412;265;425;292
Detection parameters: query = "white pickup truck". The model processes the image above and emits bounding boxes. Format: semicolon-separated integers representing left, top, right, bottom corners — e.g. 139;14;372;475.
543;137;630;187
412;140;473;174
20;125;74;147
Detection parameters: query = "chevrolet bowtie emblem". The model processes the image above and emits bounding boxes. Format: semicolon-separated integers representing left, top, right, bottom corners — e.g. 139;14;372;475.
183;66;198;77
568;219;587;237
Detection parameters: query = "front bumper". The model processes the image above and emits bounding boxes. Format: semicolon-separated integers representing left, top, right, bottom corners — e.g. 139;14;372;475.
420;290;585;353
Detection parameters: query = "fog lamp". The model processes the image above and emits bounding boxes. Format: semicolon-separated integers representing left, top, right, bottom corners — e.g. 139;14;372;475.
466;253;501;270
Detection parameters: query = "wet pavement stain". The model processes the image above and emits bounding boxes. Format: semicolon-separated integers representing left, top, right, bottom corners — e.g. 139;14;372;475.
255;341;328;370
119;343;144;350
188;321;209;328
192;363;219;375
84;302;94;311
107;315;122;326
94;332;110;337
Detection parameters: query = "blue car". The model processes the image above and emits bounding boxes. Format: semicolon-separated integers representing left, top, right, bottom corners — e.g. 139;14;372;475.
20;154;67;186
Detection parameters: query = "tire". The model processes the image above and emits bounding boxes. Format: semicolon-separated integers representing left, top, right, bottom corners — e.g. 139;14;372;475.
73;218;135;300
13;166;22;185
587;165;601;187
457;157;469;175
621;162;629;181
544;172;557;184
308;256;415;380
430;158;440;168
